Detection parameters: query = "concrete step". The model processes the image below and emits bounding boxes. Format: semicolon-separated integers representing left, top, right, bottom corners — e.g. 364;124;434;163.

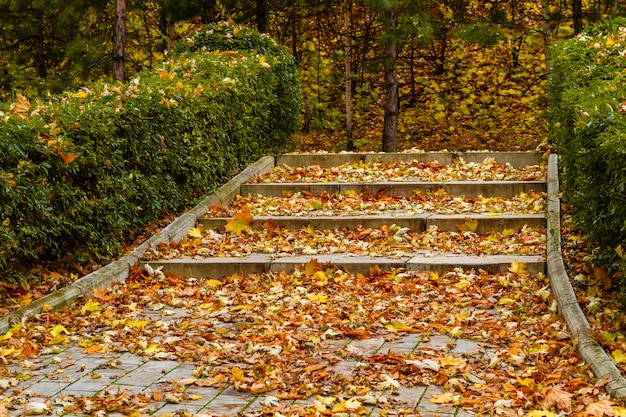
141;253;545;279
197;213;545;233
276;151;543;168
240;180;546;199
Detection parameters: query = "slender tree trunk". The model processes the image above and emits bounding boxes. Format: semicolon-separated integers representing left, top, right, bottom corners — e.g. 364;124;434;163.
573;0;583;35
344;0;355;150
33;9;47;78
256;0;268;33
113;0;127;82
382;10;399;153
542;0;552;73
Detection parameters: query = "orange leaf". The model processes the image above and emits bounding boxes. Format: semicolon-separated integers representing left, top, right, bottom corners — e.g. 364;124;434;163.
343;329;371;340
21;343;40;358
83;345;104;354
59;153;77;164
304;364;327;373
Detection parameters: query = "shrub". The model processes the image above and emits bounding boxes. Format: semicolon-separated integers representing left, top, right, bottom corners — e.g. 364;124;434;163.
0;22;300;283
548;17;626;292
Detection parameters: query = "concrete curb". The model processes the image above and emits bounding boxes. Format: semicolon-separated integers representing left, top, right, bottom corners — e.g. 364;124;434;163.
546;154;626;397
0;156;276;335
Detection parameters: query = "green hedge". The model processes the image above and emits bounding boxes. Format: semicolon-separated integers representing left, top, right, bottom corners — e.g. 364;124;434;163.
548;18;626;290
0;22;300;282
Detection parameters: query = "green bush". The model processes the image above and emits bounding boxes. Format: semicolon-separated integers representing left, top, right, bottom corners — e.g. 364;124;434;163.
0;22;300;283
548;17;626;291
171;21;301;149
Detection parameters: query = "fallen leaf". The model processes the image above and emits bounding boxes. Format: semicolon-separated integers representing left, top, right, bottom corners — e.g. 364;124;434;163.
586;400;617;417
540;387;573;411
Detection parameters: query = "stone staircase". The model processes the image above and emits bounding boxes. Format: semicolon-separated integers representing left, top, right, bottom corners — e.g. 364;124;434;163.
141;151;547;279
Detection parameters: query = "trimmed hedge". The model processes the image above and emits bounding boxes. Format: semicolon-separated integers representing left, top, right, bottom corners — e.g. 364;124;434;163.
0;22;300;282
548;18;626;290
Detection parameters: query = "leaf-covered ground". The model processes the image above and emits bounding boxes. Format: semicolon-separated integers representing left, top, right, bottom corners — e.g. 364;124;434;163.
250;158;546;184
1;262;624;416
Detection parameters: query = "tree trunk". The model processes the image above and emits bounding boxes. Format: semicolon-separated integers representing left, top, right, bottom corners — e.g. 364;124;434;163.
344;0;355;150
573;0;583;35
542;0;552;73
33;9;47;78
256;0;268;33
382;10;399;153
113;0;127;82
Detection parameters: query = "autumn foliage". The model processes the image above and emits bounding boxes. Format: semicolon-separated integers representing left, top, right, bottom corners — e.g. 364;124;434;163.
549;17;626;297
0;22;300;283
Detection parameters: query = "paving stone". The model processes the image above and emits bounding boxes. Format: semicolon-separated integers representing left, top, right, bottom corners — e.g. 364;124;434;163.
156;361;197;383
385;334;423;354
449;339;484;356
114;360;182;387
417;334;454;351
20;379;70;397
200;386;257;415
150;402;206;416
347;337;386;356
379;385;426;408
415;385;460;414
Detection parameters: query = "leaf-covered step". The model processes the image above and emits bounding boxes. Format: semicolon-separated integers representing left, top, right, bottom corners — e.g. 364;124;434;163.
197;213;545;233
258;156;546;182
140;254;545;279
143;223;545;260
275;151;544;168
211;189;547;217
240;181;546;198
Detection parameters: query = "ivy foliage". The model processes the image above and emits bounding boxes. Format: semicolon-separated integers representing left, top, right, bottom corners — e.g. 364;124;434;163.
0;22;300;282
548;17;626;292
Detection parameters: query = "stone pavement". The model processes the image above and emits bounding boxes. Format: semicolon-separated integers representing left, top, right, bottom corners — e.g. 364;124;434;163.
3;151;625;416
7;330;479;416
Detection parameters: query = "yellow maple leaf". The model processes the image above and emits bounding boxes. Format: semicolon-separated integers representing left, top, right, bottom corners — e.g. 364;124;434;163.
517;376;536;388
612;350;626;364
187;227;203;238
49;324;69;338
225;211;254;235
502;228;515;237
385;320;412;332
231;366;245;383
458;218;478;232
509;260;530;275
430;392;455;404
205;279;222;288
308;294;328;303
82;301;102;313
144;343;164;355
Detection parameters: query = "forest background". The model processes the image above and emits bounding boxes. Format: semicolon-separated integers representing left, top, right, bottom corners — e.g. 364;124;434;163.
1;0;616;153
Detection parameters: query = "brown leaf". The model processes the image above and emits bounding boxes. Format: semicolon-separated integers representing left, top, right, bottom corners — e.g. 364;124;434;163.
13;93;30;119
540;387;573;411
585;400;616;417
